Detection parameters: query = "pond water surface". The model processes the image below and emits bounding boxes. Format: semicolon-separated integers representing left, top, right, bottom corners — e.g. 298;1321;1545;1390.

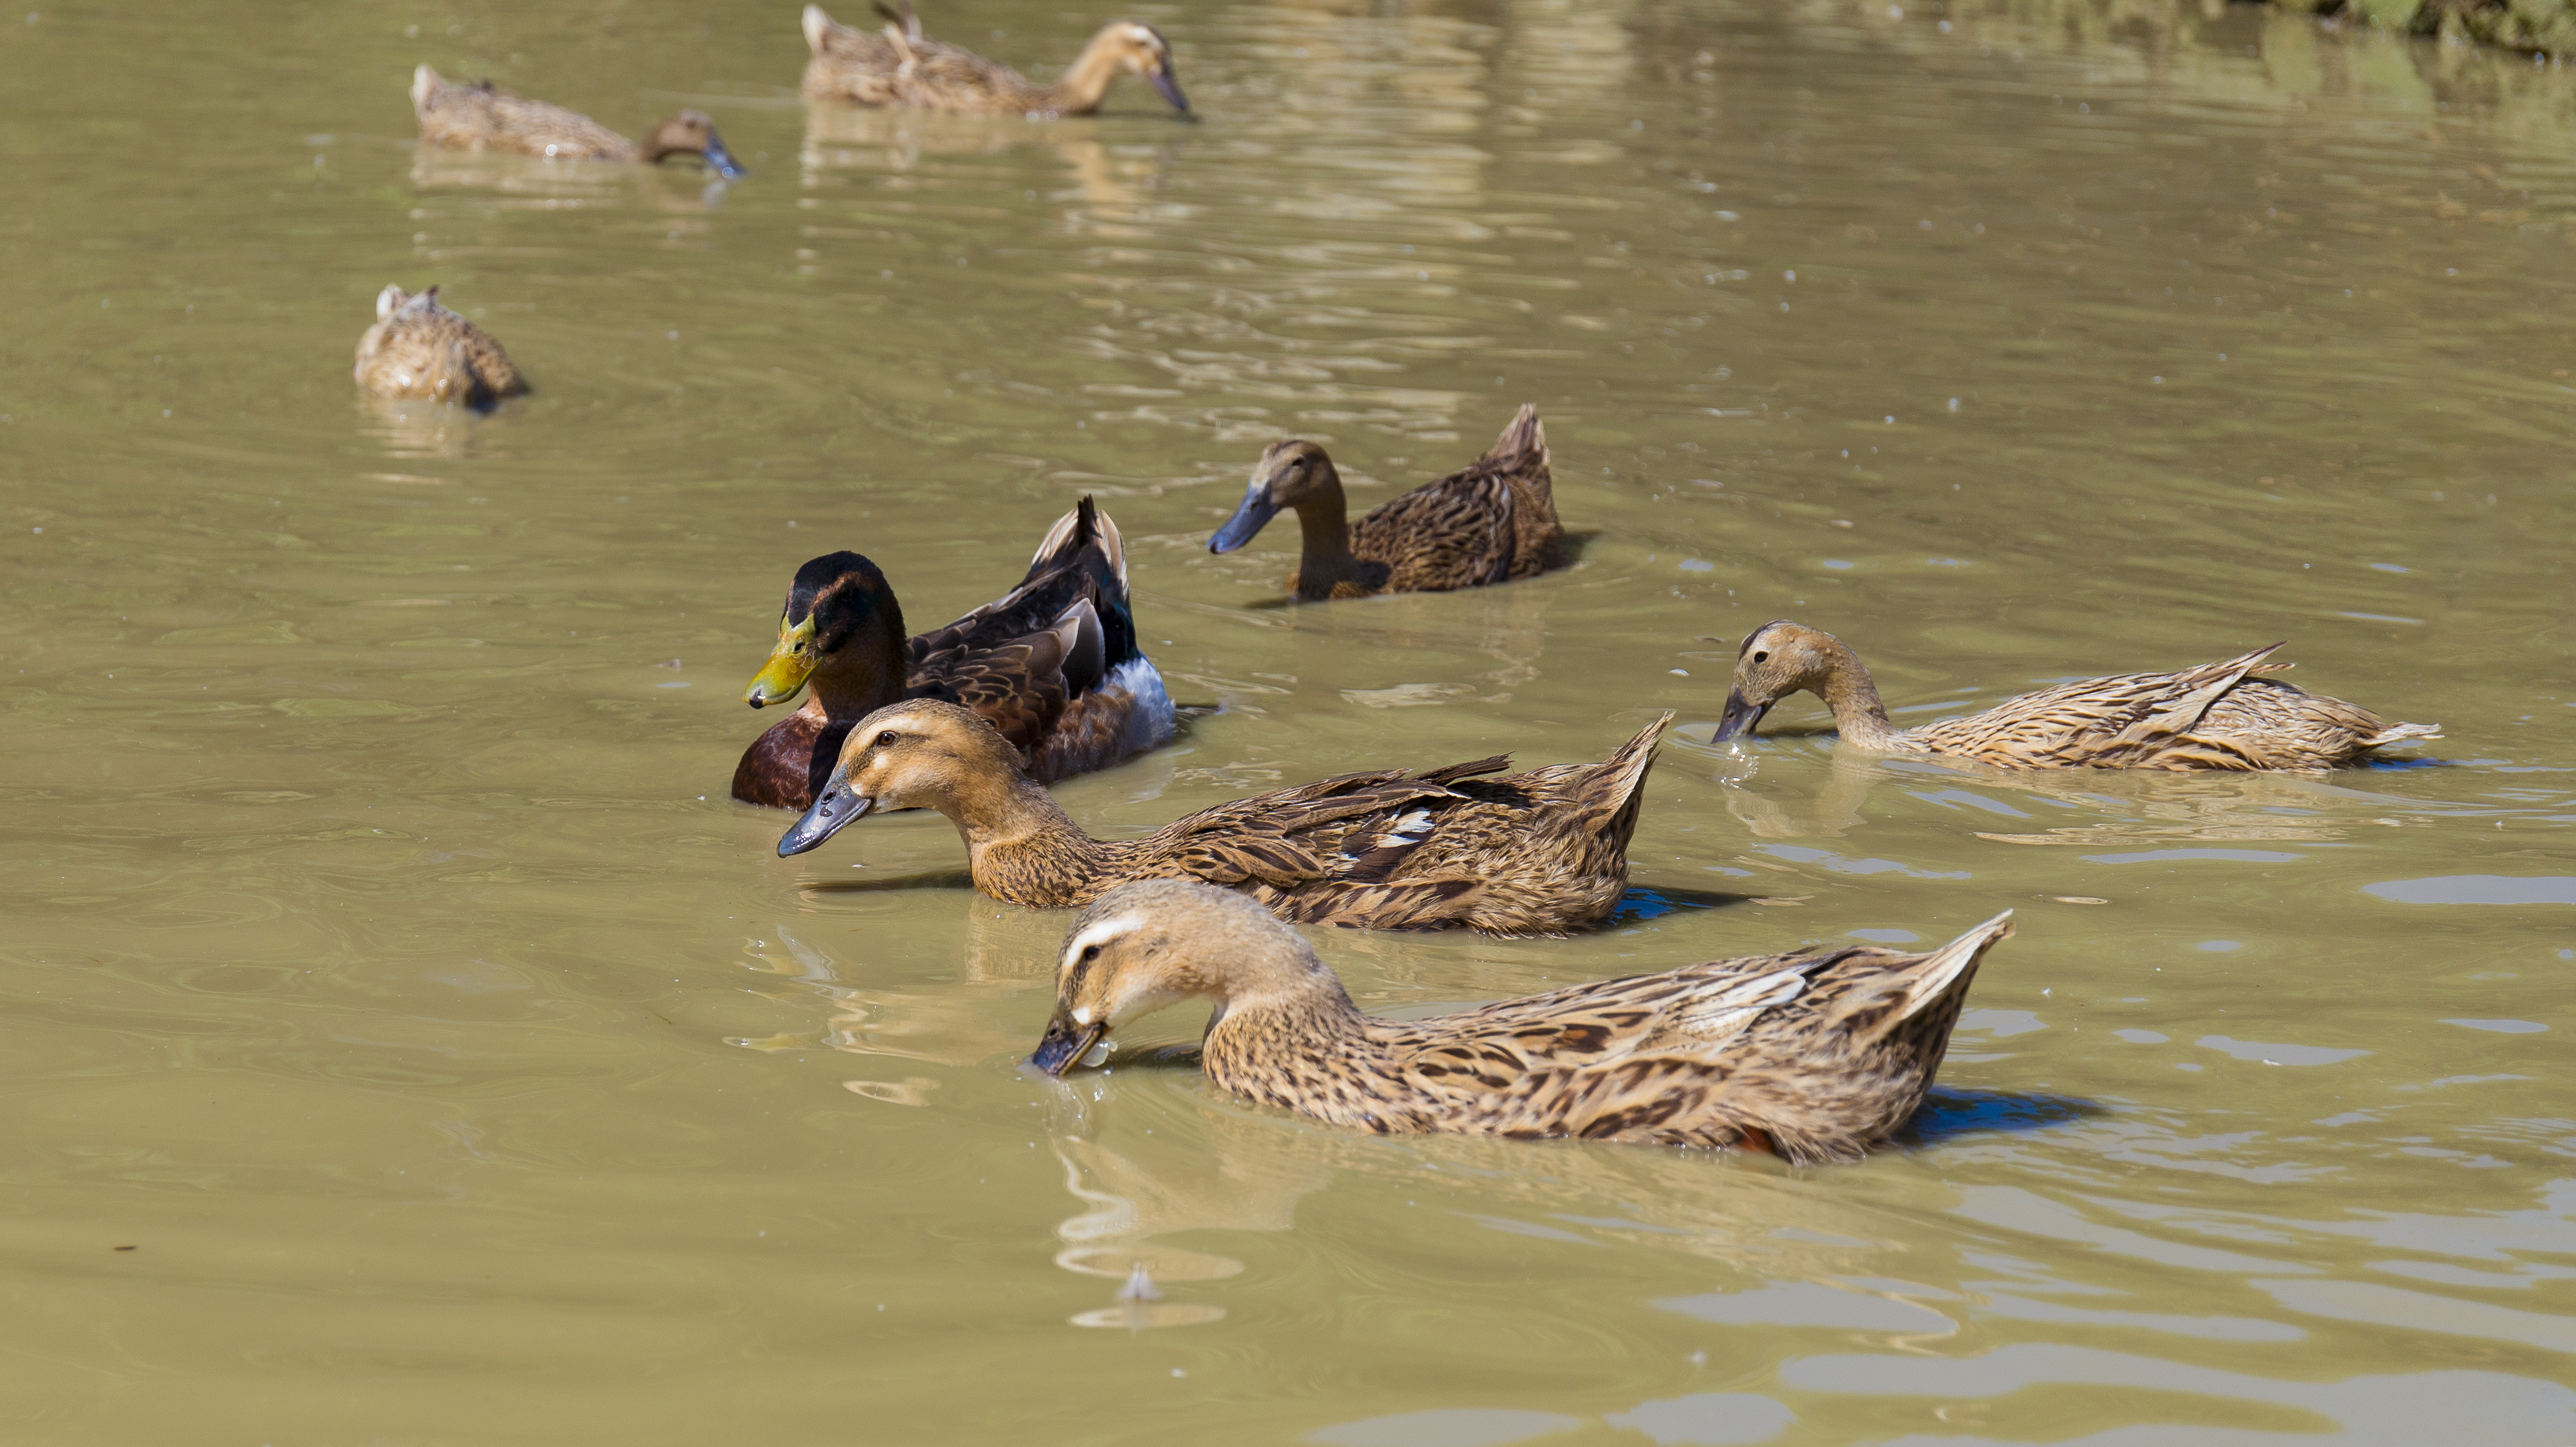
3;0;2574;1440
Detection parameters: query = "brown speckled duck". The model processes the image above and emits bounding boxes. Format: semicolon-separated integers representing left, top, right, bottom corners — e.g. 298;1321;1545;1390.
779;703;1671;936
799;2;1189;118
734;498;1173;809
1208;404;1569;601
352;285;526;406
410;66;745;177
1714;620;2441;771
1028;879;2015;1163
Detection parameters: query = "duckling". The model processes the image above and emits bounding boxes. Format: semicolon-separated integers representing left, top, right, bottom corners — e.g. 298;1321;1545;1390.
779;702;1671;937
799;2;1190;118
1207;404;1569;601
410;65;746;177
351;285;526;406
1028;879;2015;1163
1714;620;2441;771
734;498;1173;809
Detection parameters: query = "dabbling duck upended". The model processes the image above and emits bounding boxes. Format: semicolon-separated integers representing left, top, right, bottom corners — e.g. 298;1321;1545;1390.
1027;879;2016;1163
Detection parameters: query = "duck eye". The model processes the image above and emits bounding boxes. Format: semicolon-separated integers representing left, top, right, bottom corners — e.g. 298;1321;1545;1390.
1081;944;1102;962
875;730;900;748
1753;650;1769;663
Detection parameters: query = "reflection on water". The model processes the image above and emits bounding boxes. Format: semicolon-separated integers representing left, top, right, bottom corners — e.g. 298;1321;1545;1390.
4;0;2575;1434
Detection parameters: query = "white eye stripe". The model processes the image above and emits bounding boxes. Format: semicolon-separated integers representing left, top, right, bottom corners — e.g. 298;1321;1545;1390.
1061;914;1142;973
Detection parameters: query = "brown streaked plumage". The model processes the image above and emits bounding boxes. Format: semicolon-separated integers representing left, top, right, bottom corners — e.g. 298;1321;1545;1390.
799;2;1190;117
351;285;526;406
1207;404;1569;602
1028;880;2015;1163
778;702;1671;937
409;66;745;177
733;498;1173;809
1713;620;2441;772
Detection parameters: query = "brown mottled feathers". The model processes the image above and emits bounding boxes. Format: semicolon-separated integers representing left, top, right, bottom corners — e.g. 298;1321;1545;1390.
351;286;525;405
1348;404;1567;596
1044;880;2015;1161
410;66;644;160
799;4;1183;117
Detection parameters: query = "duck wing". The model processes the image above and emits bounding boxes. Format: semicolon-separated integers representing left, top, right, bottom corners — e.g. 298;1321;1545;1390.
1912;644;2286;767
1351;472;1517;593
909;497;1139;682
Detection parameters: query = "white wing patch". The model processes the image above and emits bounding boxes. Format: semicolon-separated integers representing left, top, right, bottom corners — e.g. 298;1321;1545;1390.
1670;967;1809;1043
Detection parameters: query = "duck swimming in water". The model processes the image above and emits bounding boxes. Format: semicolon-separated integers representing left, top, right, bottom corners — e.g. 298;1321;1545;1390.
799;2;1189;118
778;703;1670;937
735;498;1172;809
1028;879;2015;1164
410;66;746;177
1208;404;1568;601
1713;620;2441;771
351;285;526;406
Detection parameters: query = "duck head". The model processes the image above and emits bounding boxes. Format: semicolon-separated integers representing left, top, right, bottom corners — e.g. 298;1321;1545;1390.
1713;619;1843;740
744;551;908;711
776;698;1025;856
1028;879;1300;1074
1100;21;1191;117
641;110;747;178
1208;438;1337;553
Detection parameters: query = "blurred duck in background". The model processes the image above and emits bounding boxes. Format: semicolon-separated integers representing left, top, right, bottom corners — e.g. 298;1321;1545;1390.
351;285;525;407
799;2;1189;118
410;65;746;177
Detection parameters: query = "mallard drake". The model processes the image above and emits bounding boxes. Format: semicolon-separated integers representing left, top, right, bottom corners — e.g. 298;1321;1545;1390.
410;65;746;177
778;703;1671;936
352;285;526;406
1028;879;2015;1163
799;2;1189;118
1713;620;2441;771
1207;404;1569;601
735;498;1173;809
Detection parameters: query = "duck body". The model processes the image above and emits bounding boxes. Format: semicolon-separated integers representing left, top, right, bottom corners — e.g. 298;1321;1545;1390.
1714;620;2441;771
1208;404;1569;601
410;66;745;176
352;285;526;405
799;3;1190;118
1028;879;2015;1163
734;498;1172;809
780;700;1670;936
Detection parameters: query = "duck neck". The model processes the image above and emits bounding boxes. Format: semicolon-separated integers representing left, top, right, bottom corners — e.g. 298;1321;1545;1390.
808;615;910;724
937;767;1112;902
1043;28;1127;113
1199;954;1388;1097
1288;465;1363;598
1807;638;1900;748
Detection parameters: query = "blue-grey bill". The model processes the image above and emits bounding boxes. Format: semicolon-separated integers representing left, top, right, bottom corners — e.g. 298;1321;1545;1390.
1151;69;1192;117
702;137;747;180
1712;688;1769;742
1207;490;1278;554
777;788;871;857
1028;1017;1105;1076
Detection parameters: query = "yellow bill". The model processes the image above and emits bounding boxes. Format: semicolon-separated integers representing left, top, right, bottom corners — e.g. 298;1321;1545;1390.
743;613;818;708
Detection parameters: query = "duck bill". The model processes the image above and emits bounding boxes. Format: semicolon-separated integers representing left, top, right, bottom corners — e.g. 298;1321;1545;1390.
777;772;873;857
1150;69;1192;118
1713;689;1771;742
700;134;748;181
1028;1015;1107;1077
1207;484;1278;554
744;617;816;709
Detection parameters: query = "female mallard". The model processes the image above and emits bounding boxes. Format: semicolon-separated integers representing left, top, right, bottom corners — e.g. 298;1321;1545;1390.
778;703;1671;936
734;498;1173;809
799;2;1189;118
1028;879;2015;1163
410;66;746;177
1207;404;1569;601
353;285;526;405
1714;620;2441;771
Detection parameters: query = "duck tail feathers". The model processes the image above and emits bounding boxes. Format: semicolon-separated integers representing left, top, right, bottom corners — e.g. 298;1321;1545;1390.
1894;910;2014;1025
1027;495;1127;592
1582;711;1671;841
1484;402;1546;470
802;3;837;53
2364;720;2442;748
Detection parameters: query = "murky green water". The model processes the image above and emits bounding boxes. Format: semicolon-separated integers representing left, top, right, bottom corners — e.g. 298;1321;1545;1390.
5;0;2574;1438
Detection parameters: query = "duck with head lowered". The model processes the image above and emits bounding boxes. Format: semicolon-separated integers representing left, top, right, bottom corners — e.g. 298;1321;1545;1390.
799;2;1189;118
1208;404;1568;601
1027;879;2016;1163
735;498;1173;809
1713;620;2441;771
778;702;1671;937
410;65;746;177
353;284;525;407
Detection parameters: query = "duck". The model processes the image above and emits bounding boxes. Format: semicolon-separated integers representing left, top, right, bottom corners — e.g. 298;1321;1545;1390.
1712;620;2441;771
1027;879;2015;1163
352;285;526;406
799;2;1190;118
409;65;746;177
1207;404;1569;601
735;498;1173;809
777;703;1672;936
